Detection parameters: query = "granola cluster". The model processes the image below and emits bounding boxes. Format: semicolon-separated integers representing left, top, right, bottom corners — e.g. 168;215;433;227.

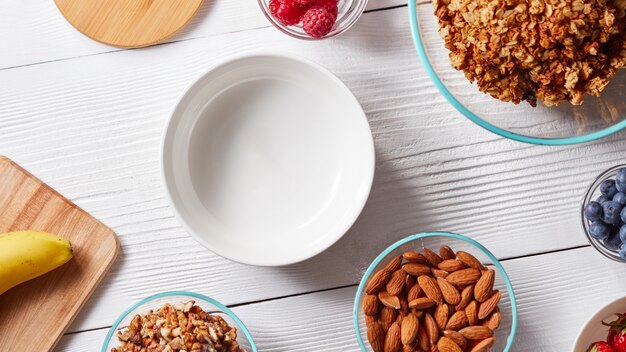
433;0;626;106
112;301;246;352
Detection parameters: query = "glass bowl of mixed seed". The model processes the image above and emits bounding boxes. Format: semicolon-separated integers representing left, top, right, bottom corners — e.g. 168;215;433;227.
102;291;256;352
353;232;517;352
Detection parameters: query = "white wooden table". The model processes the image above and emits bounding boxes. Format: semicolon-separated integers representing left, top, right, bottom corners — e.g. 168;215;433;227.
2;1;626;351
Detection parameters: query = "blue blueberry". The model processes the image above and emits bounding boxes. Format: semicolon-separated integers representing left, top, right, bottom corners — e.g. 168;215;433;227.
621;207;626;223
614;192;626;206
590;221;611;240
618;180;626;193
602;201;623;224
600;179;619;198
619;242;626;260
584;201;604;221
604;230;623;251
597;195;610;204
617;168;626;184
619;225;626;242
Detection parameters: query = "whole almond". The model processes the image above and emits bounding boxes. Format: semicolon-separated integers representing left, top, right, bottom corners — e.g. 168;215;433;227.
363;294;380;316
403;251;429;264
436;278;461;305
417;326;431;351
474;270;495;303
379;290;402;309
431;268;450;279
403;263;432;276
456;251;484;270
458;326;493;340
381;306;398;331
442;330;467;349
386;255;404;272
413;310;424;319
469;337;495;352
367;319;385;352
367;269;392;294
409;297;436;310
385;322;402;352
407;283;423;302
445;311;469;331
387;269;408;296
478;290;501;320
465;300;478;326
438;259;466;272
437;337;463;352
439;246;456;260
423;313;439;345
405;275;415;292
434;304;449;330
400;294;409;316
446;268;481;287
422;248;443;266
481;308;501;330
401;313;420;346
418;276;444;304
456;285;474;311
403;343;418;352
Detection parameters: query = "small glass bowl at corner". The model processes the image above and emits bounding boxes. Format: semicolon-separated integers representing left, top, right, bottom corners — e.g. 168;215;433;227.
257;0;368;40
101;291;257;352
581;165;626;263
353;232;518;352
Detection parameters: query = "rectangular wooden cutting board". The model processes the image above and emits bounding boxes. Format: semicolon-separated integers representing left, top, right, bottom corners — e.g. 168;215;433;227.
0;156;119;351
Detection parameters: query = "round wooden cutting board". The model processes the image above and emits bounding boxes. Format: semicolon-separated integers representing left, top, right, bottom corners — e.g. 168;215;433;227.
54;0;204;48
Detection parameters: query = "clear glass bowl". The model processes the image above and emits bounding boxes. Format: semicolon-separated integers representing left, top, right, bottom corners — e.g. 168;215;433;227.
258;0;368;40
101;291;257;352
353;232;517;351
408;1;626;145
581;165;626;263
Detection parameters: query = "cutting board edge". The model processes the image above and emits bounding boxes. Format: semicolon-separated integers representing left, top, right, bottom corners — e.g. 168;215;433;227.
0;155;120;351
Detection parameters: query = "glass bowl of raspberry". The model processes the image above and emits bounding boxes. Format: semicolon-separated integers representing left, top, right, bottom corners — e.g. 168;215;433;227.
258;0;367;40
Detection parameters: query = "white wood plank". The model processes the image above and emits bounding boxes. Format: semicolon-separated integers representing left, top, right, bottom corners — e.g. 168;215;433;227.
2;4;626;336
56;247;626;351
0;0;405;69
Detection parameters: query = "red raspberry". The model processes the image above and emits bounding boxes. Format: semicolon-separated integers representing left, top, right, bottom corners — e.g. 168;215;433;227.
293;0;314;4
314;0;339;18
269;0;306;26
302;6;336;38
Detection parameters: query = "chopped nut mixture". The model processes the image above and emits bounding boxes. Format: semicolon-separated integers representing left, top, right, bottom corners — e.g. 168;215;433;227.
433;0;626;106
112;301;246;352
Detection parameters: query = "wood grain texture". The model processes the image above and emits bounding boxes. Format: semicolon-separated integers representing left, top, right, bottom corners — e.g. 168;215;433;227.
55;247;626;352
54;0;204;48
0;0;405;69
2;7;626;335
0;156;119;352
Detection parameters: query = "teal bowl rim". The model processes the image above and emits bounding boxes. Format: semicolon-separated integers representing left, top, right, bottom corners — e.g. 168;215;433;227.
407;1;626;145
101;291;258;352
352;232;518;351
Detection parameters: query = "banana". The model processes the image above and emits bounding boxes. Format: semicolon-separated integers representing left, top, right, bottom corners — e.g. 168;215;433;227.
0;231;73;295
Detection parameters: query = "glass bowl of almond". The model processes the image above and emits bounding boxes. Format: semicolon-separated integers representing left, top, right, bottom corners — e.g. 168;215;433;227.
353;232;517;352
101;291;257;352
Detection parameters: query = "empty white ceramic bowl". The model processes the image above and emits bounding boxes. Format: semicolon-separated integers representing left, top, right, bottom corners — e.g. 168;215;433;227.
573;296;626;351
162;53;375;266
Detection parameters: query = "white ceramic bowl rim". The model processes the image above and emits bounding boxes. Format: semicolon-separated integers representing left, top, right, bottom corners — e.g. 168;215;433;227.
101;291;257;352
352;231;518;351
161;52;375;266
572;295;626;351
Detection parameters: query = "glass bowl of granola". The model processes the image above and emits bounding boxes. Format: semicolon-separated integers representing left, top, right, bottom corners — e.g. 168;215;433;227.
353;232;517;351
101;291;256;352
409;0;626;145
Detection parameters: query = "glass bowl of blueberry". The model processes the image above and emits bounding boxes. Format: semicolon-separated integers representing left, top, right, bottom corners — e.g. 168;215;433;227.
582;165;626;262
258;0;367;40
